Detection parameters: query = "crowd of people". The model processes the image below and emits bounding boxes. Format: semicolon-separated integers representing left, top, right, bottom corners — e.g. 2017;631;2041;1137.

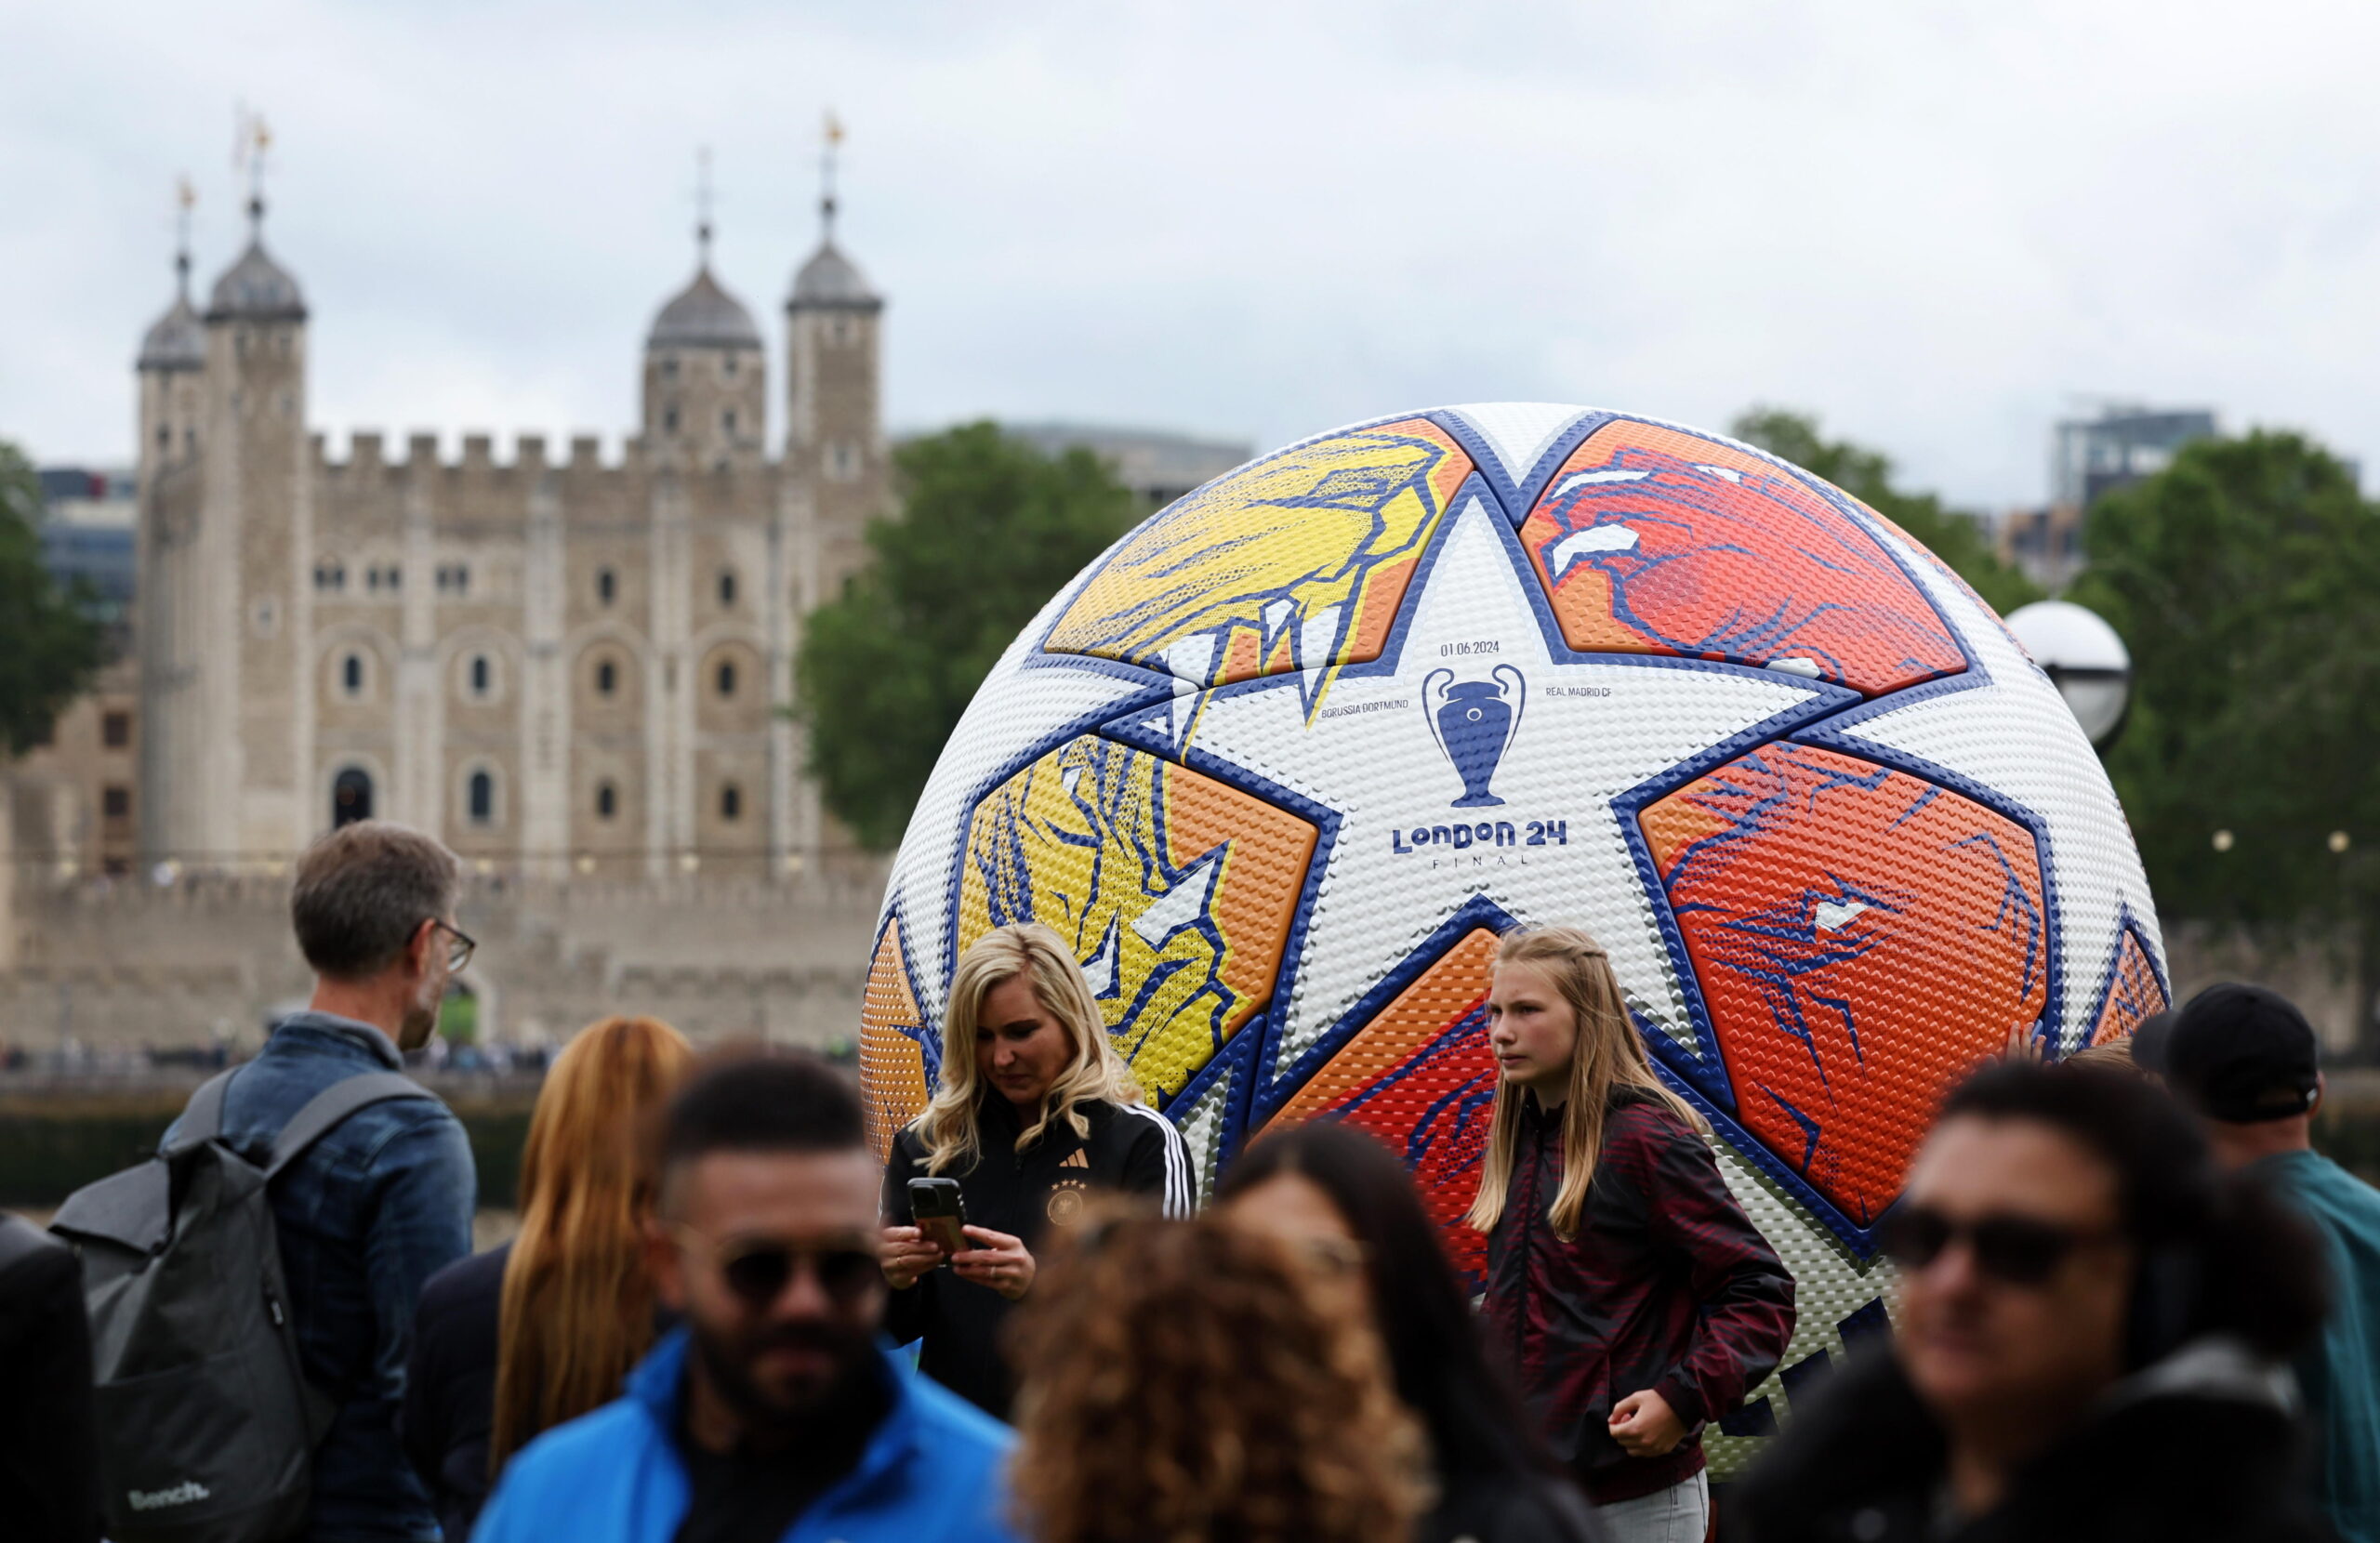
3;816;2377;1543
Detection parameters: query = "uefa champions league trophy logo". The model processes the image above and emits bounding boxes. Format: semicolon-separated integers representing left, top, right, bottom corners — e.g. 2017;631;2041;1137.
1421;665;1526;808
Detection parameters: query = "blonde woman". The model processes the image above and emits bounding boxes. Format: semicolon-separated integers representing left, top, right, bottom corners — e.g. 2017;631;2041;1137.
1471;927;1793;1543
879;922;1192;1417
403;1016;693;1540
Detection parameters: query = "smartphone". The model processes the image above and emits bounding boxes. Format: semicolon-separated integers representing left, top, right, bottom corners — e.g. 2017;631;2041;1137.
908;1177;969;1259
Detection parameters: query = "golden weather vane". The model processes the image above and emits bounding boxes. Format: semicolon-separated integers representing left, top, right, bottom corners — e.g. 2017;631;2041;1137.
819;110;843;239
231;105;272;232
173;175;195;295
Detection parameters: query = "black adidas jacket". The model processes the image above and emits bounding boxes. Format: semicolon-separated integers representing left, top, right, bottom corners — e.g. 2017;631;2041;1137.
882;1092;1193;1418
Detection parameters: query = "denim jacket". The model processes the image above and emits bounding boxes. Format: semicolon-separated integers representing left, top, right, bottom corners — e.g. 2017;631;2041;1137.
165;1011;475;1542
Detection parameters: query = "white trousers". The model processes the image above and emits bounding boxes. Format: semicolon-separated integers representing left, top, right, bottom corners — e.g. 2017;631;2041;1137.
1593;1470;1709;1543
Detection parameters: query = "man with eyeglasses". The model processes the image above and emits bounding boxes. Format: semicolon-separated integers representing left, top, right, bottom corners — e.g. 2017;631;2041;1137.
159;819;477;1542
473;1050;1020;1543
1725;1059;2331;1543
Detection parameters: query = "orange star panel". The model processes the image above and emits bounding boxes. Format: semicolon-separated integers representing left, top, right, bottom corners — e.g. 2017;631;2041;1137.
1518;421;1966;697
1641;744;2047;1224
858;919;932;1164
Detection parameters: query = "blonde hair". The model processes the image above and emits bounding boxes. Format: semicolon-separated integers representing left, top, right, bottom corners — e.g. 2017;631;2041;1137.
915;923;1143;1176
490;1015;694;1472
1465;926;1705;1238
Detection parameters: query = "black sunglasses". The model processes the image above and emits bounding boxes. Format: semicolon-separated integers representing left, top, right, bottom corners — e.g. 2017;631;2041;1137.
669;1225;880;1309
1881;1205;2115;1286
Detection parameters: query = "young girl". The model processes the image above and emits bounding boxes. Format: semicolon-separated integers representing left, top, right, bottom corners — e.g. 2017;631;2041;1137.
1473;926;1795;1542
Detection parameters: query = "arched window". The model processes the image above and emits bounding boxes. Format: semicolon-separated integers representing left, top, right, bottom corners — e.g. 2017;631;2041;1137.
715;660;737;698
332;768;373;827
721;783;742;822
467;771;494;824
718;571;737;606
722;409;738;438
596;659;618;697
595;781;618;821
342;653;364;696
597;568;616;605
469;654;491;697
663;405;680;435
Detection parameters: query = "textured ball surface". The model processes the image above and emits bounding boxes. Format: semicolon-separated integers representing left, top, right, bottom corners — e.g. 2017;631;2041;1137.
859;403;2167;1454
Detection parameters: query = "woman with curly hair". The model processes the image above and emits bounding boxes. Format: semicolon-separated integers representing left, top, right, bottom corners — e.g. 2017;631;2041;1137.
880;922;1192;1417
1008;1208;1427;1543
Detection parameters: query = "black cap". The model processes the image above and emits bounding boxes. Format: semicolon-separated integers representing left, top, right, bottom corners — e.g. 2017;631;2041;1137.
2126;1010;2175;1075
2163;983;2320;1124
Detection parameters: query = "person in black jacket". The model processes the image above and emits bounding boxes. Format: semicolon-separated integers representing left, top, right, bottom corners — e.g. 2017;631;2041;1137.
1724;1059;2332;1543
1474;927;1793;1540
880;922;1193;1418
1221;1122;1602;1543
0;1211;100;1543
402;1015;692;1540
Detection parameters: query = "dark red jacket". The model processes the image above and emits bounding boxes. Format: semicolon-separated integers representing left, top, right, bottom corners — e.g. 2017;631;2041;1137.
1484;1088;1795;1505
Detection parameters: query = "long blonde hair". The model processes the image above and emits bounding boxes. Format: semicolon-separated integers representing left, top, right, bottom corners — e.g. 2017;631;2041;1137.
1464;927;1705;1238
490;1015;694;1472
915;923;1143;1176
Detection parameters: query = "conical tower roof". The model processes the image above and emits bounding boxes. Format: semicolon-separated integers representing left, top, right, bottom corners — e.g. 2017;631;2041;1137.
648;263;761;349
139;255;205;371
788;240;879;310
206;199;306;322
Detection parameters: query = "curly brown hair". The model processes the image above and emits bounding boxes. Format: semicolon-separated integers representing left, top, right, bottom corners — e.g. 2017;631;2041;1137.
1007;1208;1429;1543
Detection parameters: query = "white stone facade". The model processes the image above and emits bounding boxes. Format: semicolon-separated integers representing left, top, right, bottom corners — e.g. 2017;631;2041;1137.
133;207;888;880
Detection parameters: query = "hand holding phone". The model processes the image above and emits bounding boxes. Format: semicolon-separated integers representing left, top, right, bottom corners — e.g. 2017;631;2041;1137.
907;1177;969;1259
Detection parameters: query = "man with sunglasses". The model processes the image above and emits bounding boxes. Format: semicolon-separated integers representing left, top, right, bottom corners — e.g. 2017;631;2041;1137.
1725;1059;2331;1543
473;1050;1020;1543
159;819;477;1543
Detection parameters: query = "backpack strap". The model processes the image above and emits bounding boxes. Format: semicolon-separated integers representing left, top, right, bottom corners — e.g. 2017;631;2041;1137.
171;1067;243;1150
266;1072;440;1180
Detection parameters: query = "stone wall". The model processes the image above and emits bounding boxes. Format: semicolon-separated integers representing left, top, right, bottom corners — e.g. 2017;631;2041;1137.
0;858;886;1058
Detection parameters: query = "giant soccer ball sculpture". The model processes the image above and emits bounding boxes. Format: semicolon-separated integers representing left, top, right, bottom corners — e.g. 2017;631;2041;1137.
858;404;2166;1454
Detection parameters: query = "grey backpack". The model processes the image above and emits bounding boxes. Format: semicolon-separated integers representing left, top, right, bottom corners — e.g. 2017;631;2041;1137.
48;1067;436;1543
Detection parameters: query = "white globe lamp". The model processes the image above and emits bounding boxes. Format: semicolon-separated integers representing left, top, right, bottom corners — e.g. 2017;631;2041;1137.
2007;600;2131;746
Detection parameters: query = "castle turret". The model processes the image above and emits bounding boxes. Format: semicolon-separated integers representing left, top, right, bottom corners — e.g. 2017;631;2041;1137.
134;192;209;865
783;143;886;602
643;212;765;469
178;170;313;864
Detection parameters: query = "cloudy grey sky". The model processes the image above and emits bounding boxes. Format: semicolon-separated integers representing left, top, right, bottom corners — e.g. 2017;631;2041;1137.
7;0;2377;508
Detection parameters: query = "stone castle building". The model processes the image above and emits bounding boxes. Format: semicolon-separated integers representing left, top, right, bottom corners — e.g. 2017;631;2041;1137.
130;185;887;880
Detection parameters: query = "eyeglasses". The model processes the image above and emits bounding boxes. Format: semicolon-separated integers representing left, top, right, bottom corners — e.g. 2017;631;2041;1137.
1880;1205;2116;1287
668;1224;882;1309
431;920;476;975
1297;1236;1370;1278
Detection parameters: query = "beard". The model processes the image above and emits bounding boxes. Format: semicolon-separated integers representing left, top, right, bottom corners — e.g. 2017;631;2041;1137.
396;981;441;1051
690;1313;881;1441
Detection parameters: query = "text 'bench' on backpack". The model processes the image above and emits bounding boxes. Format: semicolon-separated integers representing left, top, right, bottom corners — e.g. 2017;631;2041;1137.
47;1067;436;1543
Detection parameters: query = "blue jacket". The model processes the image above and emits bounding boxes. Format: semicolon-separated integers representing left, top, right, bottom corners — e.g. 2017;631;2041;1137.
472;1327;1022;1543
165;1011;476;1542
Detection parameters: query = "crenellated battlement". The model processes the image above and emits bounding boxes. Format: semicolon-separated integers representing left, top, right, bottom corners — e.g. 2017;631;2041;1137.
306;428;784;537
311;429;780;480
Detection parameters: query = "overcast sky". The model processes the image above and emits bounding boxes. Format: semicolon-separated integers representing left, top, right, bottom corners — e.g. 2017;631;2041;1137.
7;0;2378;508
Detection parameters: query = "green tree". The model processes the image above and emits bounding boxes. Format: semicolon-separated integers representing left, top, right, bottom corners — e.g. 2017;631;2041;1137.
0;440;103;757
796;423;1142;850
1731;407;2043;615
2066;430;2380;934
